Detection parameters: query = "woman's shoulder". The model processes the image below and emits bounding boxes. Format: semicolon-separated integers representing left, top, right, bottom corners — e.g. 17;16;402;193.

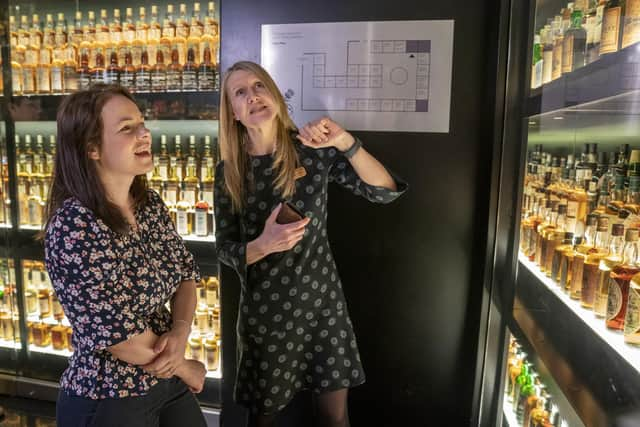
46;197;105;238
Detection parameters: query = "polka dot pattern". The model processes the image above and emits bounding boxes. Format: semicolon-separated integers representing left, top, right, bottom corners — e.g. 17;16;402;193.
214;140;407;415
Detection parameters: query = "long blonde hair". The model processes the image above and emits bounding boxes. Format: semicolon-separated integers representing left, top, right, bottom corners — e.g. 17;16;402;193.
219;61;299;213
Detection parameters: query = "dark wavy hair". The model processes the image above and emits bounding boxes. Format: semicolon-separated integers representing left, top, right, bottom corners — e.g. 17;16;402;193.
43;84;148;235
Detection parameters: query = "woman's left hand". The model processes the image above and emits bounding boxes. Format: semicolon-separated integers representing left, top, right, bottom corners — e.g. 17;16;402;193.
296;117;355;151
142;321;191;378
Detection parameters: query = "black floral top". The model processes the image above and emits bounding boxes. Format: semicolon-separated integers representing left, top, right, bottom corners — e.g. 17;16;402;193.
44;190;200;399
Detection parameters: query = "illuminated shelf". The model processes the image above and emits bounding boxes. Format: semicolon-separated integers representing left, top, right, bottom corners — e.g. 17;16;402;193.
19;225;42;231
206;369;222;379
183;234;216;243
501;398;518;427
0;338;21;350
518;253;640;373
28;344;72;358
0;223;12;229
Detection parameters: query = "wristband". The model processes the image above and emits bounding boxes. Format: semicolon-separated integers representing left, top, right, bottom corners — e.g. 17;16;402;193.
341;137;363;159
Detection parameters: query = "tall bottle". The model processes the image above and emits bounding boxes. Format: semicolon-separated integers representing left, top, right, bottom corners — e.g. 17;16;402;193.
551;16;564;80
147;6;161;67
167;45;183;92
110;9;122;54
570;213;599;298
189;2;204;64
175;3;189;65
600;0;625;55
135;49;151;92
198;41;217;91
594;223;625;316
562;9;587;73
120;49;135;90
90;47;106;85
176;182;193;236
624;267;640;344
104;48;120;84
132;7;148;67
587;1;607;63
531;34;543;89
543;204;567;274
607;228;640;329
151;50;167;92
581;216;611;308
183;45;199;91
77;47;91;90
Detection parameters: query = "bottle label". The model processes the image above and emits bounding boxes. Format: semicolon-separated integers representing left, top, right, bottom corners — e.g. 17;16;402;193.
23;68;36;92
176;211;188;235
198;69;216;91
39;296;51;314
167;71;182;91
28;199;41;225
552;40;563;80
135;70;151;92
607;278;623;321
195;210;208;236
51;68;63;91
105;70;119;85
159;163;169;180
622;0;640;48
600;7;622;54
566;201;579;219
121;73;134;90
165;189;177;205
184;189;196;205
79;73;91;90
183;70;198;91
563;35;574;73
625;286;640;336
206;289;217;306
151;72;166;92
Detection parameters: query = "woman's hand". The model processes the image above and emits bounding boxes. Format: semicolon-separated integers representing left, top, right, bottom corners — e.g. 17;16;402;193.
296;117;355;151
142;321;191;378
256;203;310;256
175;360;207;394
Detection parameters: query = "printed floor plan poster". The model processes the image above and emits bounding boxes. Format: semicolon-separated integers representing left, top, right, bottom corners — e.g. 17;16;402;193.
261;20;454;133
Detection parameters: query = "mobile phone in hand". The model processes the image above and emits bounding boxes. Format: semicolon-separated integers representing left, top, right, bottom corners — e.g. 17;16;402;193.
276;201;305;224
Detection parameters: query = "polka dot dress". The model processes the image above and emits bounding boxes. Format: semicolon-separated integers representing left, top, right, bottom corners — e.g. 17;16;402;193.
214;139;407;415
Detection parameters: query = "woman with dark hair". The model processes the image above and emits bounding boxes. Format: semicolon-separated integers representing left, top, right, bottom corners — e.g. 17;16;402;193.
215;61;407;427
44;84;207;427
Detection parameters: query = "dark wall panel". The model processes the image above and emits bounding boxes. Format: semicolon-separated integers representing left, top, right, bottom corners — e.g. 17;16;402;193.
219;1;499;426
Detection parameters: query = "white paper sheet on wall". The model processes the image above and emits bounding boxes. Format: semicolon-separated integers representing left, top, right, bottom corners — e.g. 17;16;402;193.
261;20;454;133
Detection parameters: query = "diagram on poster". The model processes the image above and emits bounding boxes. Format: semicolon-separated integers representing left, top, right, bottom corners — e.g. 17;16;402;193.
261;20;453;133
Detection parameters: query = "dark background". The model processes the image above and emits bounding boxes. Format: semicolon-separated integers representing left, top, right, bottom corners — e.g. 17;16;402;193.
219;1;502;425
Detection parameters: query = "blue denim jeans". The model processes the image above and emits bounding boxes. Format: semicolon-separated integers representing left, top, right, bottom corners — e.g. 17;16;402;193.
56;377;207;427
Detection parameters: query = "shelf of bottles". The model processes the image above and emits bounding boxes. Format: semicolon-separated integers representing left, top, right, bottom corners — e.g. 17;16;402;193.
519;143;640;371
7;124;218;241
0;260;21;351
503;334;578;427
20;258;222;378
7;1;220;97
529;0;640;116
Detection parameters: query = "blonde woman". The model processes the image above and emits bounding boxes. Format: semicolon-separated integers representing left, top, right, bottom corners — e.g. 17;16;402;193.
215;61;407;427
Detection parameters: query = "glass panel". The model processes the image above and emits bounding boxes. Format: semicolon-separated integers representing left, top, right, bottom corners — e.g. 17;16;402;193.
5;0;221;406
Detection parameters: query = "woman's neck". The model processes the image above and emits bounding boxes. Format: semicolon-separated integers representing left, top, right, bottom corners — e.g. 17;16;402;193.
246;122;277;156
100;173;135;212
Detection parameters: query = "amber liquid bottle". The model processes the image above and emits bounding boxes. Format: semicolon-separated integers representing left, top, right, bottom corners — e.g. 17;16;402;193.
581;216;611;308
120;49;135;90
544;204;567;275
570;214;599;299
551;231;574;284
135;49;152;92
594;223;625;316
182;45;198;92
150;50;167;92
608;228;640;330
166;44;182;92
104;48;120;84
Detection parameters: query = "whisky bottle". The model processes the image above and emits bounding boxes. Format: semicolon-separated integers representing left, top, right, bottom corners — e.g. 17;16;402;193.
605;228;639;330
37;30;53;94
158;135;170;179
204;1;220;51
622;0;640;49
132;7;148;67
37;283;52;319
90;47;107;85
206;276;219;308
11;25;25;95
551;16;564;80
195;182;210;237
569;213;598;298
96;9;110;51
81;11;97;69
63;41;79;93
543;204;567;274
149;157;164;195
52;292;64;321
211;306;220;336
531;34;543;89
110;9;122;52
120;48;135;90
594;223;625;317
77;47;91;90
66;326;73;351
189;3;204;64
17;151;31;227
198;41;216;91
536;200;557;268
150;50;167;92
50;49;64;93
134;48;151;92
70;11;84;52
188;335;204;361
581;216;611;308
540;25;553;85
201;136;214;178
31;321;51;347
9;15;18;49
562;10;587;73
24;278;38;316
204;335;219;370
195;305;209;334
51;321;68;351
175;4;190;65
123;7;136;54
183;45;198;91
176;182;193;236
183;157;199;206
164;165;180;208
173;135;185;180
43;13;56;48
104;48;120;84
23;25;38;95
167;45;183;92
160;5;176;63
600;0;624;54
147;6;162;67
30;14;43;50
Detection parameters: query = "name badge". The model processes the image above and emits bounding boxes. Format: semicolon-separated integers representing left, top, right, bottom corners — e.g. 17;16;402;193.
294;166;307;180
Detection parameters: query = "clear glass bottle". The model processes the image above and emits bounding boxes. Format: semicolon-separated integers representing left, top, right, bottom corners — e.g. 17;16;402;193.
594;223;625;316
581;216;611;308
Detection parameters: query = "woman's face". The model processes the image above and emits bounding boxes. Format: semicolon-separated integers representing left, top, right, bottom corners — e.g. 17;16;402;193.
91;95;153;179
226;69;278;129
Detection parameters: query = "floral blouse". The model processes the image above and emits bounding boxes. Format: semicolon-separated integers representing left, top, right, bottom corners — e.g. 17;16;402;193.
44;190;200;399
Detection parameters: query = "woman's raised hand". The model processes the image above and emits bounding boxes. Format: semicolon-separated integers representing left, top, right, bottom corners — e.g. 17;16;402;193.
296;117;354;151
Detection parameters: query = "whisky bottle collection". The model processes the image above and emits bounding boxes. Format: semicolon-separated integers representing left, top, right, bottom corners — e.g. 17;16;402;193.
531;0;640;89
521;142;640;346
8;2;220;95
7;132;217;239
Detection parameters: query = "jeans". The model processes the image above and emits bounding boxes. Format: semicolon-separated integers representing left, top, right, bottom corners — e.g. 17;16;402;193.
56;377;207;427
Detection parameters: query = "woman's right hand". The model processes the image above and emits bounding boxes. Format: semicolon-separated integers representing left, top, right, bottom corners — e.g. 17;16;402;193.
175;359;207;394
258;203;311;255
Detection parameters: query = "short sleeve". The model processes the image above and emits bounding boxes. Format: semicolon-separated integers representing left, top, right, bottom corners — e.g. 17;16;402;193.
214;162;249;291
328;141;408;203
148;190;201;283
44;203;149;352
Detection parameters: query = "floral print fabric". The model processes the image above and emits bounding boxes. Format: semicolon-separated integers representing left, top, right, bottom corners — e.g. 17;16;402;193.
45;190;200;399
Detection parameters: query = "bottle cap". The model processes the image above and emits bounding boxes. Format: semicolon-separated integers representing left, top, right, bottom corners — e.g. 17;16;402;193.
626;228;639;242
586;214;599;226
612;223;624;236
597;216;609;231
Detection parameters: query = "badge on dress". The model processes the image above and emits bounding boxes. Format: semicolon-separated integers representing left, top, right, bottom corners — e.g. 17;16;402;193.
294;166;307;180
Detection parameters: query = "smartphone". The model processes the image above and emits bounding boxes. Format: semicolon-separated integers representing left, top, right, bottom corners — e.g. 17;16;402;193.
276;201;305;224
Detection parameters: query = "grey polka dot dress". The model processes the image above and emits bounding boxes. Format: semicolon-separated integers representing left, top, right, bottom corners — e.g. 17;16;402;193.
214;139;407;415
